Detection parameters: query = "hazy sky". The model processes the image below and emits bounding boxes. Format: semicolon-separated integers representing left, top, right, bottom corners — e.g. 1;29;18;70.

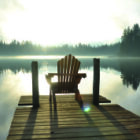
0;0;140;45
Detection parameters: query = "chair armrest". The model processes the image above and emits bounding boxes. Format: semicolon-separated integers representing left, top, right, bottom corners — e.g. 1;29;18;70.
76;73;86;78
45;73;86;84
45;73;57;84
75;73;86;84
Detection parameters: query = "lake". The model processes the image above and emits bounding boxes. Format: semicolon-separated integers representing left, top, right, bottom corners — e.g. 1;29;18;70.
0;56;140;140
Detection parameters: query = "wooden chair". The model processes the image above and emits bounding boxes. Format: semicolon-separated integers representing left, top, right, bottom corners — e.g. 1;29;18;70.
46;54;86;105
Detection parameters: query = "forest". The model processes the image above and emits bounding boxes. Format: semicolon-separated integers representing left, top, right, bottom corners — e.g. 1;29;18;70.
0;40;120;56
0;23;140;56
120;24;140;56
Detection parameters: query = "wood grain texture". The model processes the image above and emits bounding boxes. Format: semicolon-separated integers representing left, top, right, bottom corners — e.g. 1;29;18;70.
7;94;140;140
18;94;111;106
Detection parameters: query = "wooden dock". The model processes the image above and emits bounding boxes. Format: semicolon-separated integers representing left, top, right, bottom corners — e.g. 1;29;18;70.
7;94;140;140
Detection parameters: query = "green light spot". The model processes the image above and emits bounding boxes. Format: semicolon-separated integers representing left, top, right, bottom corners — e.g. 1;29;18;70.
84;107;90;112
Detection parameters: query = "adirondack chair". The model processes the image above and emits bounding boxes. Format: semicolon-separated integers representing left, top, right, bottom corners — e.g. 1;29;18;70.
46;54;86;105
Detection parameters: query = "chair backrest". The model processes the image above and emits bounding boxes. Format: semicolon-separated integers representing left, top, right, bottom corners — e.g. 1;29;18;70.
57;54;80;92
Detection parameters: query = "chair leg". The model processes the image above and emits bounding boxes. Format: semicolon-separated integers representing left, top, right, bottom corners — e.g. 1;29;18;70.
75;89;82;101
53;91;57;110
75;90;84;109
49;90;52;102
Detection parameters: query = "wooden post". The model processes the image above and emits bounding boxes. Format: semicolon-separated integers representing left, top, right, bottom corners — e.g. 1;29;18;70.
93;58;100;106
32;61;39;108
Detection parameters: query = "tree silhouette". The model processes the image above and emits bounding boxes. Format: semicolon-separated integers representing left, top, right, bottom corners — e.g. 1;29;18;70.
120;23;140;56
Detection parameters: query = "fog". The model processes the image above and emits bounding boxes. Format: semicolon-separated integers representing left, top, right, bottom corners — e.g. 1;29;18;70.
0;0;140;45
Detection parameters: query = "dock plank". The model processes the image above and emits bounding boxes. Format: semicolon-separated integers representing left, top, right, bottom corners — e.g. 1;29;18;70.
7;94;140;140
18;94;111;106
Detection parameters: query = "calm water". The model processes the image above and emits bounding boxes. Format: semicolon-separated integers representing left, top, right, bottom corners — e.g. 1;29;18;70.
0;56;140;139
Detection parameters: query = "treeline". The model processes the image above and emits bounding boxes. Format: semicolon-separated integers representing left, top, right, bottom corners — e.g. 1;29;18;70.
120;24;140;56
0;23;140;56
0;40;120;56
0;40;44;55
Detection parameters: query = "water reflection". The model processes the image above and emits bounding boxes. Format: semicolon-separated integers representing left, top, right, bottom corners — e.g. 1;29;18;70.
0;70;21;140
1;57;140;91
120;58;140;90
0;57;119;73
100;68;140;117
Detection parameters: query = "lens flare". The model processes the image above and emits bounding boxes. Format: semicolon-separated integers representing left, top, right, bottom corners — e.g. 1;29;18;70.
84;106;91;112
